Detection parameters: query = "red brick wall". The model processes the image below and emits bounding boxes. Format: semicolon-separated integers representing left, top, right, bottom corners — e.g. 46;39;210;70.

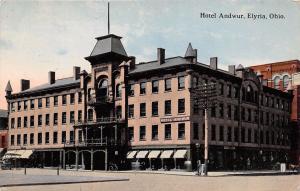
0;130;8;148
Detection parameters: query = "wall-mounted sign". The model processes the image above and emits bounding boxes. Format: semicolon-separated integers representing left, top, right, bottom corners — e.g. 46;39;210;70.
160;116;190;123
292;73;300;86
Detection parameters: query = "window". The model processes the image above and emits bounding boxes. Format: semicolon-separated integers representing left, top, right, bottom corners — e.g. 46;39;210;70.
70;93;75;104
178;76;185;89
274;76;280;89
266;131;269;145
234;106;239;121
248;129;252;143
178;123;185;139
70;131;74;142
192;76;198;88
24;100;28;110
30;116;34;127
30;133;34;145
46;97;50;107
70;111;75;123
128;127;134;141
219;103;224;118
128;105;134;118
116;84;122;98
227;84;232;98
17;134;21;145
23;134;27;145
30;99;35;109
11;102;15;112
17;117;21;128
128;84;134;96
247;109;251;122
38;115;42;126
53;113;58;125
62;131;66;143
17;101;21;111
139;126;146;141
45;132;49;144
38;133;42;144
211;106;216;118
219;126;224;141
10;135;14;145
227;105;232;119
234;87;239;98
54;96;58;106
178;99;185;114
283;75;289;89
152;80;159;93
241;107;245;121
53;132;58;144
193;123;199;140
165;78;172;91
24;117;28;128
152;125;158;140
227;126;232;142
211;125;216;141
62;95;67;105
193;98;199;114
88;109;93;121
165;124;172;140
140;103;146;117
241;128;245;143
38;98;42;108
152;102;158;116
254;130;258;143
234;127;239;142
10;118;15;129
116;106;122;119
165;100;171;115
78;92;82;103
62;112;66;124
219;83;224;95
45;114;50;126
78;130;83;142
140;82;146;95
78;110;82;122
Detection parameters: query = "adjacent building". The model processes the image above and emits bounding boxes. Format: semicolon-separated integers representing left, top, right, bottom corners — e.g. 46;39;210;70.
4;34;293;171
0;109;8;158
251;60;300;165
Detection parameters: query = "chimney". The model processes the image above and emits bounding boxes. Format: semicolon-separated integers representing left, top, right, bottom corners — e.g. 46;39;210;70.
228;65;236;75
210;57;218;70
157;48;165;65
129;56;136;70
73;66;81;80
20;79;30;91
48;71;55;84
192;49;197;64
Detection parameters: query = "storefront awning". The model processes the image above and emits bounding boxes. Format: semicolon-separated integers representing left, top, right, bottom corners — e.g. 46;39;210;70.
147;150;161;158
136;150;149;158
20;150;33;159
127;151;137;159
160;150;174;159
3;150;20;159
173;150;187;158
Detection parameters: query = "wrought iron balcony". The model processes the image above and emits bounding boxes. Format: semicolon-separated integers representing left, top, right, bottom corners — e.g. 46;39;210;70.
64;138;122;147
73;117;125;127
87;96;113;106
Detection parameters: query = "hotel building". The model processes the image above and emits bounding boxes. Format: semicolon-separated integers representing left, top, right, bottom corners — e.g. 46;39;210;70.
4;34;293;171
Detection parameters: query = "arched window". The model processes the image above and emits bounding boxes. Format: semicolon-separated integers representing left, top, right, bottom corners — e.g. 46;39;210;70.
246;85;253;102
88;88;92;100
116;84;122;98
97;79;108;97
274;76;280;89
282;75;289;89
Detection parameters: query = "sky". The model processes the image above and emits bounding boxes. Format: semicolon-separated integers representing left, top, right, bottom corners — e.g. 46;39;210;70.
0;0;300;109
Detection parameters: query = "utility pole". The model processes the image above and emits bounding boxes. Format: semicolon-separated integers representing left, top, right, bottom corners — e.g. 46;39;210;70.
191;83;217;176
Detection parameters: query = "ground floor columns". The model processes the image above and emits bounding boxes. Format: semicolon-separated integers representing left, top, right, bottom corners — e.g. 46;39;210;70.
105;148;108;171
91;148;94;171
76;149;79;171
63;150;66;169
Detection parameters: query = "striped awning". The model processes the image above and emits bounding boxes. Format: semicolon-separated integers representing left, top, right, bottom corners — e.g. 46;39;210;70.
147;150;161;159
20;150;33;159
136;150;149;158
2;150;33;159
173;150;187;158
127;151;137;159
160;150;174;159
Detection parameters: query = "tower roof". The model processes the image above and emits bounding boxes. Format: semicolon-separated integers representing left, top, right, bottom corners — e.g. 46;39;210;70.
5;81;12;92
236;64;244;71
185;43;195;58
85;34;127;61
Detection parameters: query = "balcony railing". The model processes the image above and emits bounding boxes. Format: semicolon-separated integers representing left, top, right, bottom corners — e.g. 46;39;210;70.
64;138;122;147
74;117;125;127
87;96;113;106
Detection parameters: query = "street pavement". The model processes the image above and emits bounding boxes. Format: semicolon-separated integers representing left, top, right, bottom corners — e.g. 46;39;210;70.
0;168;299;191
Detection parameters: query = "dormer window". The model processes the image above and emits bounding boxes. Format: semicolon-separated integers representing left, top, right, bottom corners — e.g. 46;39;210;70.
97;79;108;97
